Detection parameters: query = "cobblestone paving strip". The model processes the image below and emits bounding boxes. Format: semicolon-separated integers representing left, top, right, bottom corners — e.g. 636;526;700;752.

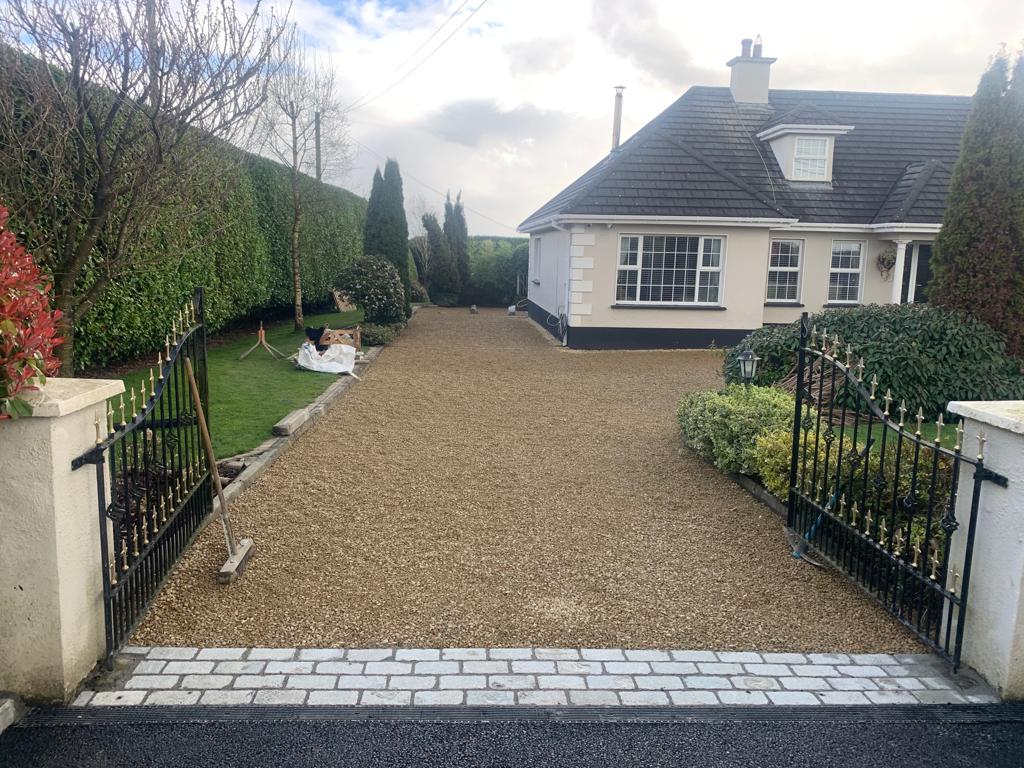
75;648;998;707
132;309;922;652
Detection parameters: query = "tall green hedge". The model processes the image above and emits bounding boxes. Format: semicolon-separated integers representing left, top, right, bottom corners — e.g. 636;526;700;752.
68;152;365;370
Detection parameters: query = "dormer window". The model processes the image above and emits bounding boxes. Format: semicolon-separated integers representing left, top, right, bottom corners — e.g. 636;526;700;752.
756;122;854;183
793;137;828;180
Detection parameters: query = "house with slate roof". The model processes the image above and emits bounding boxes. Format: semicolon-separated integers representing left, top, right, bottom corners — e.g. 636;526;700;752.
517;37;971;348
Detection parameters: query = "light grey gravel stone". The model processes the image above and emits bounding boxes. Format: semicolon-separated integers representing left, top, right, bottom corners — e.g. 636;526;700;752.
669;651;716;662
921;677;955;690
624;650;670;661
233;675;285;689
791;665;838;677
518;691;568;705
850;654;897;665
535;649;579;660
133;661;167;675
265;661;314;674
669;691;718;705
876;677;924;691
866;690;918;704
966;694;1001;704
716;652;762;664
487;649;532;660
439;675;486;689
745;664;790;676
248;649;297;661
254;690;307;705
335;676;386;690
511;661;556;674
196;649;247;661
122;646;150;656
91;691;147;706
72;691;94;706
162;661;214;675
307;691;359;705
569;691;620;705
818;691;871;705
585;675;634;690
581;649;625;661
414;691;464;705
837;665;885;678
441;648;486;661
200;690;254;704
762;653;807;664
287;675;337;689
807;653;849;665
299;649;346;661
718;691;769;705
780;677;829;691
537;675;586;690
462;661;509;674
650;662;698;675
144;691;201;705
364;662;412;675
181;675;233;690
214;661;265;675
466;691;515;705
147;647;198;660
413;662;459;675
346;649;393;661
685;676;732;690
316;662;364;675
634;675;685;691
828;677;879;691
488;675;536;690
125;675;180;690
767;691;820;705
913;690;968;704
387;676;437;690
697;662;743;675
604;662;650;675
621;691;671;705
395;649;440;661
556;661;603;675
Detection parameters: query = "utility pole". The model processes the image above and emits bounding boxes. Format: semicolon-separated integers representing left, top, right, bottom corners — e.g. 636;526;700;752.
314;110;322;181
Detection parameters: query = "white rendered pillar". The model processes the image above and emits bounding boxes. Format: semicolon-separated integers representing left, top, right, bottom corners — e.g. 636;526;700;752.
890;240;909;304
0;378;124;702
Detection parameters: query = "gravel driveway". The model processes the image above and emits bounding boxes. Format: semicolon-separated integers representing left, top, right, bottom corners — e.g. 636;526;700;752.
134;307;918;652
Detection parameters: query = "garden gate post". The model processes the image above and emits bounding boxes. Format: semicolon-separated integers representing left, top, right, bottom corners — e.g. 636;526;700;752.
0;377;125;703
946;400;1024;700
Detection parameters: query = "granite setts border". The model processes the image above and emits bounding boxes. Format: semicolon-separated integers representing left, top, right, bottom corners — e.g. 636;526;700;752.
74;647;999;707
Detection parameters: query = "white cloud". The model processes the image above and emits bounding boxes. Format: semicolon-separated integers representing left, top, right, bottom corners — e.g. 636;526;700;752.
286;0;1024;235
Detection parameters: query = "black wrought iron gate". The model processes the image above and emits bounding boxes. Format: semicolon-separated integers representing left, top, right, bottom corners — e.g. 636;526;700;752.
787;312;1006;668
73;288;212;663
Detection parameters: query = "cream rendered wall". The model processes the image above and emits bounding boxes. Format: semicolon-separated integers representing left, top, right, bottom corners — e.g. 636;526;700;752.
575;224;772;331
761;232;935;325
527;228;570;319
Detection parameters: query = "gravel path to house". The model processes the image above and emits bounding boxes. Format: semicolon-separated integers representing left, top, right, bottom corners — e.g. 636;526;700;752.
134;307;919;652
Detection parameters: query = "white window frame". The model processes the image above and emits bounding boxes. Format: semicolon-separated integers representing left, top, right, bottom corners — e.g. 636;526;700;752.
765;239;803;303
615;234;726;307
531;236;541;284
827;240;865;304
793;137;829;181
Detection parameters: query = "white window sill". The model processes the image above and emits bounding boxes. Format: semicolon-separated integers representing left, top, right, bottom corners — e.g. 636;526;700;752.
610;303;727;311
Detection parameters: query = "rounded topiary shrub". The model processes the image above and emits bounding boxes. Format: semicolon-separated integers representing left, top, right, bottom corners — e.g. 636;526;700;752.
677;384;794;475
336;255;406;325
724;304;1024;417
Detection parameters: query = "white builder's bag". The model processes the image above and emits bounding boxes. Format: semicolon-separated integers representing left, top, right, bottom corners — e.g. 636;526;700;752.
296;341;356;374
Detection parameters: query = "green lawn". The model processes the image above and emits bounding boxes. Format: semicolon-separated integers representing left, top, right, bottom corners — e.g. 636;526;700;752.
115;308;362;458
839;419;960;452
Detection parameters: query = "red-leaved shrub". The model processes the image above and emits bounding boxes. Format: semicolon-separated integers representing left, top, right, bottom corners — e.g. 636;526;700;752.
1;205;63;418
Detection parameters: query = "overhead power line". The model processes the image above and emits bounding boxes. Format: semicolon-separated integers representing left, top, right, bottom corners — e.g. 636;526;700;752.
352;137;516;233
344;0;490;114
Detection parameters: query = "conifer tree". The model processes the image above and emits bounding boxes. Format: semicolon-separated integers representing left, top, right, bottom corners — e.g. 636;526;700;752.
930;51;1024;356
422;213;459;303
443;192;469;303
364;158;412;316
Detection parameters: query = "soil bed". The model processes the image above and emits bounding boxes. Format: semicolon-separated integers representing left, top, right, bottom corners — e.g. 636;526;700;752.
135;307;920;652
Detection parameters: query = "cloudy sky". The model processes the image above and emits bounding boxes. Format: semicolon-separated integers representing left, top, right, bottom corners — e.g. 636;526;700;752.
291;0;1023;236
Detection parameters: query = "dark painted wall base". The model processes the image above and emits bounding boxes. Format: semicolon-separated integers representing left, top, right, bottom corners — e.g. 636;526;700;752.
526;300;564;341
566;326;751;350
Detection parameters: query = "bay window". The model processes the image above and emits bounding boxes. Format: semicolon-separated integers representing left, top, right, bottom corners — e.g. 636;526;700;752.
616;235;724;305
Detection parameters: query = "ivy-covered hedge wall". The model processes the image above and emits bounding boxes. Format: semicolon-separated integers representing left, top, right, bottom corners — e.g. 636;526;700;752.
70;152;365;370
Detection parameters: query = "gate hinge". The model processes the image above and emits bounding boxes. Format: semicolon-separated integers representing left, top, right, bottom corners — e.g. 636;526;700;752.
975;466;1009;488
71;448;104;471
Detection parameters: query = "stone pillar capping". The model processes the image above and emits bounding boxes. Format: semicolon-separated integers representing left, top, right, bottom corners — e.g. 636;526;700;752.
0;377;125;703
947;400;1024;700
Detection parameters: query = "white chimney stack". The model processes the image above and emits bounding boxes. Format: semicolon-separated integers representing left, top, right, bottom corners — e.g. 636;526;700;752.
726;35;776;104
611;86;625;151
